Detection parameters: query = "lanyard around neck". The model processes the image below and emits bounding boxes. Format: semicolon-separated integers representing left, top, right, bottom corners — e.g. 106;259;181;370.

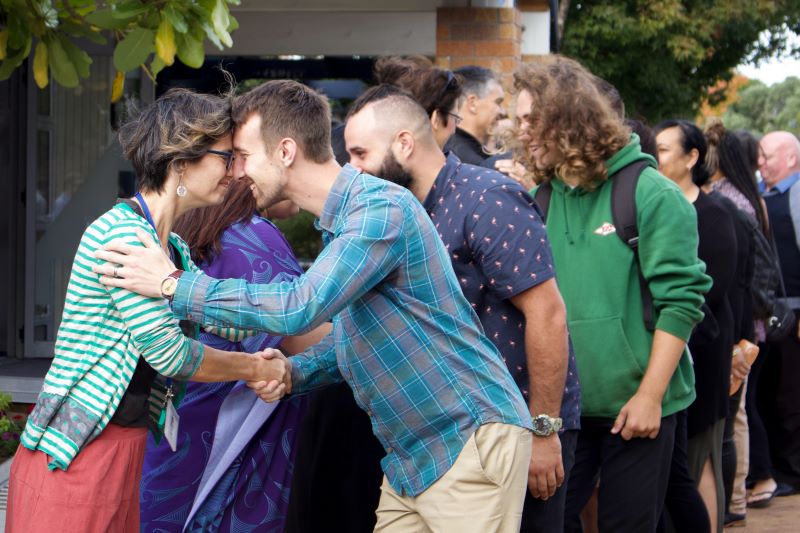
134;192;157;231
134;192;175;263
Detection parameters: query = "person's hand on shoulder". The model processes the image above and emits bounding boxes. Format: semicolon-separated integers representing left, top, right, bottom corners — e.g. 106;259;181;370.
94;228;175;298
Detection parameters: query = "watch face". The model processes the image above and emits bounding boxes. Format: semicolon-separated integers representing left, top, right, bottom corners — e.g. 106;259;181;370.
533;416;552;434
161;277;178;296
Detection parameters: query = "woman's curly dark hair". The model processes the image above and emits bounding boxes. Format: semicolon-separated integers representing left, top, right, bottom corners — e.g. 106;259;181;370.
513;56;630;189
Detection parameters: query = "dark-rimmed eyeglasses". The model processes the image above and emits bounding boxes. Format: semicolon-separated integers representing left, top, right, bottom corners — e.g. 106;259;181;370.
207;149;235;171
447;112;463;126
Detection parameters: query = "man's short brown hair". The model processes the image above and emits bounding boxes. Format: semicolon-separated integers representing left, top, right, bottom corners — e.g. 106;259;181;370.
232;80;333;163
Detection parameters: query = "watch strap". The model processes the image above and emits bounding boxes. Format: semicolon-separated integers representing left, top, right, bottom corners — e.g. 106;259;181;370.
162;269;183;301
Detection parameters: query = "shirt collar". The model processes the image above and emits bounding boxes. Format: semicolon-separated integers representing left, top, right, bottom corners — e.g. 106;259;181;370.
422;153;462;213
454;128;483;151
760;171;800;196
316;163;361;233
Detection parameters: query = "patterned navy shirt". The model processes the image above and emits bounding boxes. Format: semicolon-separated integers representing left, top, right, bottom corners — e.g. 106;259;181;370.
423;154;581;429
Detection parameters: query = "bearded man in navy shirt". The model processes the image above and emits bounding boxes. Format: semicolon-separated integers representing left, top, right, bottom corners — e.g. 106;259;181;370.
345;84;581;533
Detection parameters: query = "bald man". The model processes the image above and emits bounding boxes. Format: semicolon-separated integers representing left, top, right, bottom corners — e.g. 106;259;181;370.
757;130;800;496
345;84;582;533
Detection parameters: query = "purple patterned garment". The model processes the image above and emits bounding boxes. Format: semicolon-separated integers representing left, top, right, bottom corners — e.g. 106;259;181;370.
140;216;305;533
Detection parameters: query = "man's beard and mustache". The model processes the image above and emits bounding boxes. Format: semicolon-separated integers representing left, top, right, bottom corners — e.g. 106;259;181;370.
377;150;414;190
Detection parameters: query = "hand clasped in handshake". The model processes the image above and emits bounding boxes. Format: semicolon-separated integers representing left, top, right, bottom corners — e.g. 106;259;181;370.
247;348;292;403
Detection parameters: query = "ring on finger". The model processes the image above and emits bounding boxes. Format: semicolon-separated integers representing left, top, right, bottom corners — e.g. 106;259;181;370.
113;267;119;278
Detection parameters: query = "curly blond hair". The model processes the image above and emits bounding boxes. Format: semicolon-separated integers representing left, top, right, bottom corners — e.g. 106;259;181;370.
513;56;630;189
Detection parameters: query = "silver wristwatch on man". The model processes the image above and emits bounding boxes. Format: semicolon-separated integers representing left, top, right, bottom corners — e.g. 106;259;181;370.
531;414;562;437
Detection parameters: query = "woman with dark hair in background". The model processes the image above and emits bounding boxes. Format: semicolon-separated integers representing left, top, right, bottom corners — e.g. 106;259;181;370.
140;179;329;532
713;127;784;513
655;119;738;533
704;119;765;526
373;55;463;149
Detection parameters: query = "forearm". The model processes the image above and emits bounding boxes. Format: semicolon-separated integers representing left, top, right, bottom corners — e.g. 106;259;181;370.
525;314;568;416
289;334;343;394
280;322;333;355
191;345;276;383
512;280;568;416
171;271;324;336
636;329;686;402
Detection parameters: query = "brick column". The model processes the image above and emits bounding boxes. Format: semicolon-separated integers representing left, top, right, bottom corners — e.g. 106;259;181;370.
435;6;523;87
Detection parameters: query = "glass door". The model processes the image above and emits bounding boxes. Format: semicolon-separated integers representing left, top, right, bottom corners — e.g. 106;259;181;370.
23;48;140;358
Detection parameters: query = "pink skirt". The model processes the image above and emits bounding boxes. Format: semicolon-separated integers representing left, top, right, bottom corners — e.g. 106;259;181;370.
6;423;148;533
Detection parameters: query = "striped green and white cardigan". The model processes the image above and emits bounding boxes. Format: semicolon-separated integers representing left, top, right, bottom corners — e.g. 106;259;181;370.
21;203;211;471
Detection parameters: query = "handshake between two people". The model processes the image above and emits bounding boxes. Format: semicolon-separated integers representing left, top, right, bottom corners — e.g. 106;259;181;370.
247;348;293;403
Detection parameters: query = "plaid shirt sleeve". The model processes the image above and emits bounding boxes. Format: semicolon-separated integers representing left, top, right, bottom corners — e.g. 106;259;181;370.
290;331;342;393
171;197;407;336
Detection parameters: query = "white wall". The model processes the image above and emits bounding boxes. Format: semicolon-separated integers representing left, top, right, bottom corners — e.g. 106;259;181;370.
222;0;517;57
216;11;437;56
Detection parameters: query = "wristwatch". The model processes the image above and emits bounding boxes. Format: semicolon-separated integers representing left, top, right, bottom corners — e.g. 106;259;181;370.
160;269;183;301
531;414;562;437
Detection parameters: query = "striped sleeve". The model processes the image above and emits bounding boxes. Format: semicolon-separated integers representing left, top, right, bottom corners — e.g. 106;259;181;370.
100;214;204;379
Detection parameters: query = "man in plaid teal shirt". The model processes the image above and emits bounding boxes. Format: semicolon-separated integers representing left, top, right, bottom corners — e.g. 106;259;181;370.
97;80;533;532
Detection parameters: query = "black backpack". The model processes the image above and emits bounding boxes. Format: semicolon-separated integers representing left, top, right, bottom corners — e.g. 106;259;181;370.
534;160;655;331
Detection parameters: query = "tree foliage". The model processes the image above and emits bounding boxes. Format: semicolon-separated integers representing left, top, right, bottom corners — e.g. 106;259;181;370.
722;77;800;136
560;0;800;123
0;0;240;95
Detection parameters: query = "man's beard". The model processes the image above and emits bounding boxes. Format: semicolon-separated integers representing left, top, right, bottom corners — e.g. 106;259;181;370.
377;150;414;190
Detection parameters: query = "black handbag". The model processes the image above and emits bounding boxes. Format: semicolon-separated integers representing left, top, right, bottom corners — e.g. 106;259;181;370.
766;276;796;343
749;220;796;342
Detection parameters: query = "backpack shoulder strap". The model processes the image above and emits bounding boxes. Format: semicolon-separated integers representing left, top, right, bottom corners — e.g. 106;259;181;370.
533;181;553;222
610;160;654;330
610;160;650;248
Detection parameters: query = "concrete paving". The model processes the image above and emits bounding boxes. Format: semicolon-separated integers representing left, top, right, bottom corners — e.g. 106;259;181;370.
736;492;800;532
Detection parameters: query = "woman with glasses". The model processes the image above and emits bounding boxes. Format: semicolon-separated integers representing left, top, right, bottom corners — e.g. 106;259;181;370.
6;88;288;533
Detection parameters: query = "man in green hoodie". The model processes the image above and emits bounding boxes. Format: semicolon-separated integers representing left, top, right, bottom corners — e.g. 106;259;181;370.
513;57;712;532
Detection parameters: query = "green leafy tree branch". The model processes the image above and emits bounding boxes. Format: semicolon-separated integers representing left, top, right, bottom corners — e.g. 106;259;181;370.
0;0;240;98
559;0;800;123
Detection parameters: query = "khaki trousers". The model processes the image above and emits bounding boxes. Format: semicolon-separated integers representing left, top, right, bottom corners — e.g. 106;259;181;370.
730;378;750;515
374;423;532;533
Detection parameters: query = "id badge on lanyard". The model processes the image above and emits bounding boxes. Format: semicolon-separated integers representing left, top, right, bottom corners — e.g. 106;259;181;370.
135;192;180;451
163;381;179;452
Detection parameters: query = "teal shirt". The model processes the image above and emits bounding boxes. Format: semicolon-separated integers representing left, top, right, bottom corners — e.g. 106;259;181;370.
171;164;532;496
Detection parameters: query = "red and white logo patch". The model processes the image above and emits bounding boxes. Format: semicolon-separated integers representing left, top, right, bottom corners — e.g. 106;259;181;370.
593;222;616;236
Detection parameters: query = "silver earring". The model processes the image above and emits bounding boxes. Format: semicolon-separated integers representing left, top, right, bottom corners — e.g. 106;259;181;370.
176;175;187;197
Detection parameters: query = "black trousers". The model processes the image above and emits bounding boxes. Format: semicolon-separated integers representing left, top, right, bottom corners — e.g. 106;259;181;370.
746;342;773;482
659;410;711;533
759;319;800;488
722;386;744;511
565;415;676;533
284;383;385;533
520;428;579;533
